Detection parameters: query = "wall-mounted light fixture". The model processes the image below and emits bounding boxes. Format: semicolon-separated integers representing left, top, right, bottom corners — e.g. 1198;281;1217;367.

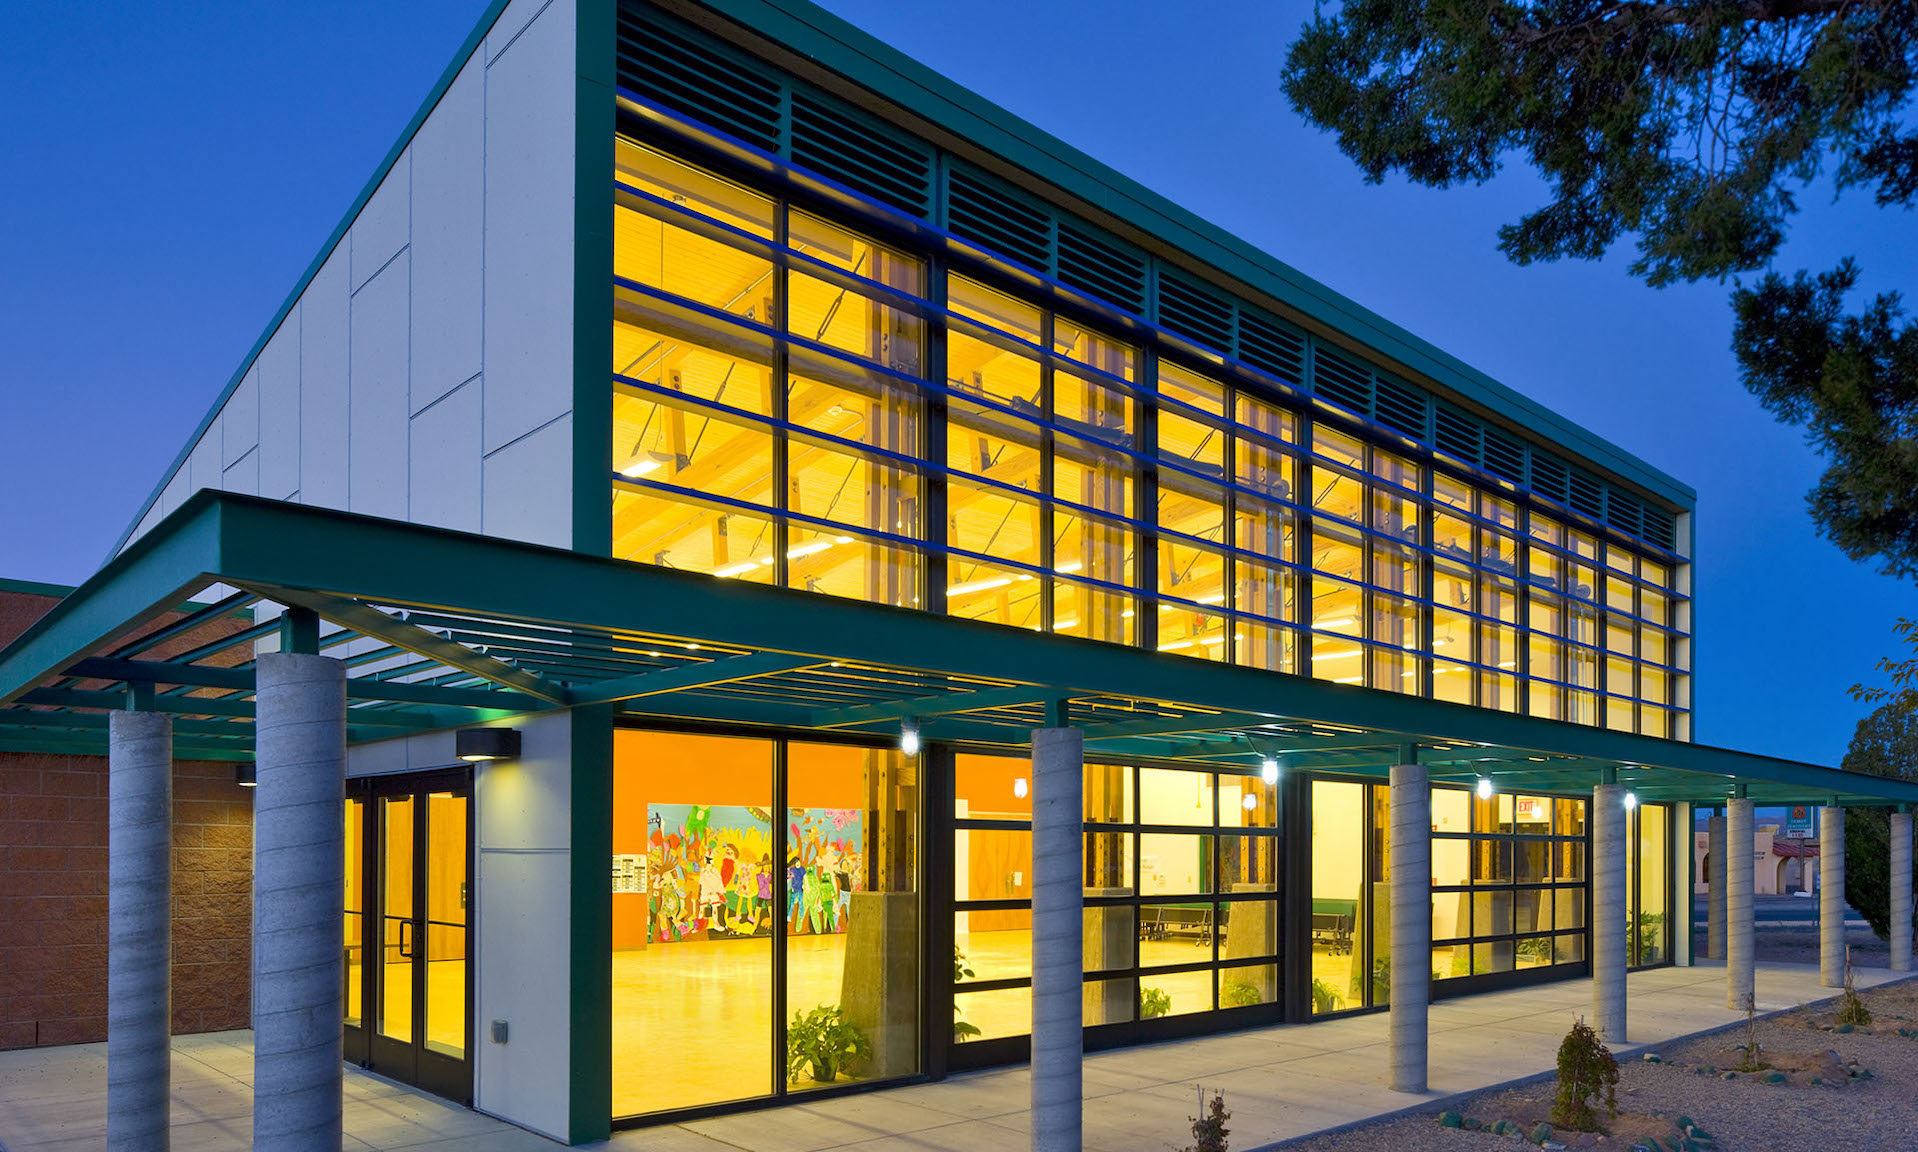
1477;775;1494;800
900;720;921;758
1624;791;1638;810
235;764;257;788
1013;777;1028;800
457;727;522;762
1260;755;1280;785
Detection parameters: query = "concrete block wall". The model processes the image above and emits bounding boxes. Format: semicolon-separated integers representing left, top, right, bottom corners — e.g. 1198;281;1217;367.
120;0;580;555
0;753;253;1049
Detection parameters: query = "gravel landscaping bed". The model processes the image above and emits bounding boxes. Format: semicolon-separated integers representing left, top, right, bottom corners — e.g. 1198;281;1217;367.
1267;979;1918;1152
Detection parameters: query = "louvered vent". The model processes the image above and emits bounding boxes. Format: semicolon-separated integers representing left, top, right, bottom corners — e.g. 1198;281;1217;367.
1373;375;1430;439
1056;221;1147;313
1528;453;1569;503
1313;346;1373;413
1237;311;1304;384
616;6;782;153
947;167;1052;272
1641;510;1677;551
1606;492;1643;540
1481;428;1526;483
1156;273;1234;352
789;93;934;219
1566;471;1605;518
1433;404;1481;462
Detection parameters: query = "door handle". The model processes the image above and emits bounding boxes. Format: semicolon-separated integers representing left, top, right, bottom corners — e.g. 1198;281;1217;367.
398;919;415;960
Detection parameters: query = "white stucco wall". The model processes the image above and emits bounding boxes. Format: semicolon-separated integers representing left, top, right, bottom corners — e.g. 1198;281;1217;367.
123;0;578;555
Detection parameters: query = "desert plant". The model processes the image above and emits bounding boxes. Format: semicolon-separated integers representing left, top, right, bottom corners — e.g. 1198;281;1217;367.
1221;979;1262;1008
1310;977;1345;1014
1737;993;1769;1072
1178;1088;1231;1152
953;947;982;1042
1838;946;1873;1026
1141;986;1172;1019
785;1004;872;1083
1550;1017;1618;1132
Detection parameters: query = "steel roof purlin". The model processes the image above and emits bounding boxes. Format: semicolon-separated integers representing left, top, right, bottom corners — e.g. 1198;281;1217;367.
0;490;1893;806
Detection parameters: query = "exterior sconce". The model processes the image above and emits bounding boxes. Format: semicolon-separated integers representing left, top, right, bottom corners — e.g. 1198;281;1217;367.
1013;777;1028;799
900;721;921;757
457;727;522;762
1260;756;1280;785
235;764;257;788
1477;776;1494;800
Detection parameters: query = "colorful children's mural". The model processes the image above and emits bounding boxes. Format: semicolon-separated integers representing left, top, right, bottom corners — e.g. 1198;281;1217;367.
645;803;863;944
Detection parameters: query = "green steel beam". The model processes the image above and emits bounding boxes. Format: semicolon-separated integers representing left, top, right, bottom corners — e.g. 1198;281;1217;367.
265;588;567;703
810;685;1060;728
18;687;253;719
565;651;823;706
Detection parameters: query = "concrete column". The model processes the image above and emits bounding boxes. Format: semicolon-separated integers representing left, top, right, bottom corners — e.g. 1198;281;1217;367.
1726;798;1755;1011
1892;812;1913;974
1029;726;1083;1152
1820;805;1846;987
108;711;172;1152
1591;783;1627;1042
1706;814;1726;961
1388;763;1429;1093
253;653;346;1152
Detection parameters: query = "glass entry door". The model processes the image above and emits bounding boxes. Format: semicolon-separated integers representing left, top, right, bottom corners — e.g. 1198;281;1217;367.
343;769;472;1103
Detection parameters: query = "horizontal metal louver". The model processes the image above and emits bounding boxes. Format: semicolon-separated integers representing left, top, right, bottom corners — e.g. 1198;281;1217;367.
1528;453;1568;503
1312;346;1373;413
1606;492;1643;539
1566;471;1606;518
1156;272;1234;353
1481;428;1526;482
1372;375;1430;440
1056;221;1147;313
1641;510;1677;551
1432;404;1481;462
1237;311;1304;384
946;167;1052;272
790;93;934;219
616;7;782;153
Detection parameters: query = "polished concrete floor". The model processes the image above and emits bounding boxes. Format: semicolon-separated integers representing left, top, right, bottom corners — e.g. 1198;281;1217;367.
0;962;1907;1151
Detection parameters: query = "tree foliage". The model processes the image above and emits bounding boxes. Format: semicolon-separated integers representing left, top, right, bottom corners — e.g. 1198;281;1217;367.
1282;1;1918;574
1839;692;1918;939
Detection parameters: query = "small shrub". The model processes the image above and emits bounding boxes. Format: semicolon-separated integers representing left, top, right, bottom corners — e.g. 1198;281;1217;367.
1179;1088;1230;1152
1738;993;1769;1072
1551;1017;1618;1132
1141;986;1173;1019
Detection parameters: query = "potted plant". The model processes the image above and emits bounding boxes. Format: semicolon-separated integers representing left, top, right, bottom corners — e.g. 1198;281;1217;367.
1310;977;1344;1014
1141;986;1172;1019
785;1004;872;1083
954;946;981;1041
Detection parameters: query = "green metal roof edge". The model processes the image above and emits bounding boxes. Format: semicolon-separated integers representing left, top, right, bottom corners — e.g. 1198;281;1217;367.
0;577;76;600
103;0;527;565
685;0;1695;510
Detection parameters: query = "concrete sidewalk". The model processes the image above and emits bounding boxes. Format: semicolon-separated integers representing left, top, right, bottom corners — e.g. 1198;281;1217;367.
1;962;1905;1151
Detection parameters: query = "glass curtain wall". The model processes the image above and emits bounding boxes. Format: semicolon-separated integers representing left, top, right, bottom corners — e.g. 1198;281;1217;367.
1627;802;1672;967
1431;791;1588;981
1308;780;1387;1014
608;135;1688;736
952;754;1280;1046
610;729;919;1119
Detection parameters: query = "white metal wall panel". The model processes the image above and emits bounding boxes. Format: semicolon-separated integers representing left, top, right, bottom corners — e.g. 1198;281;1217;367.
409;377;483;533
222;367;259;467
481;0;576;459
348;258;412;521
299;251;352;511
221;448;259;497
410;66;485;416
350;151;412;293
257;312;301;502
482;414;572;549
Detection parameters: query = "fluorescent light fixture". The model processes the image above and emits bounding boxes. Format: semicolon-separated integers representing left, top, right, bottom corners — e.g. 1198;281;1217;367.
1197;593;1226;605
1315;617;1357;629
1476;776;1494;800
948;576;1014;596
1261;756;1280;785
1013;777;1028;799
712;560;763;578
457;727;522;763
1054;561;1084;574
235;764;257;788
900;721;921;757
1334;675;1363;684
1625;791;1638;810
1053;618;1080;631
1318;648;1361;660
1158;638;1195;651
617;448;676;478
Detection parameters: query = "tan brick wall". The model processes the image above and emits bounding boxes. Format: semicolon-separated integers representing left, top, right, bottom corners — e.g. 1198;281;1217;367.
0;750;254;1049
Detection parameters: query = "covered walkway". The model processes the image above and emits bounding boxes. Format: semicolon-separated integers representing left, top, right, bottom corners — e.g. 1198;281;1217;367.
1;963;1904;1152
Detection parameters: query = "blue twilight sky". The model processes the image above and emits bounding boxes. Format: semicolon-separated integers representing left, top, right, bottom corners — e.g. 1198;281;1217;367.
1;1;1912;766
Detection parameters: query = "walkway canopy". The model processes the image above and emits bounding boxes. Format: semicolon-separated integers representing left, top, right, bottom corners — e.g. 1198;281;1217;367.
1;491;1910;809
